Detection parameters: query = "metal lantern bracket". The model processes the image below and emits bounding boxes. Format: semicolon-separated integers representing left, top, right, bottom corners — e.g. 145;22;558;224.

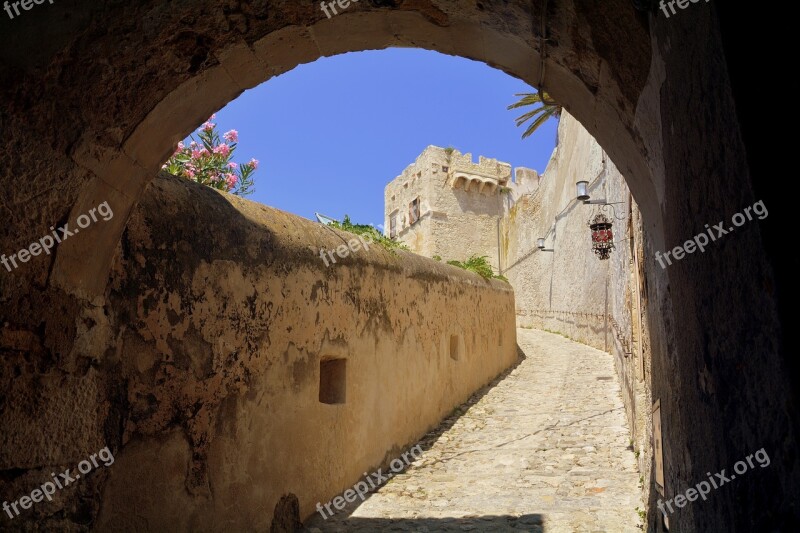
593;201;627;221
575;170;628;221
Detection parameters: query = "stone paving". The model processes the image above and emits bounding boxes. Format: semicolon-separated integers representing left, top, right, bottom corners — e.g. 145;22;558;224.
305;328;643;532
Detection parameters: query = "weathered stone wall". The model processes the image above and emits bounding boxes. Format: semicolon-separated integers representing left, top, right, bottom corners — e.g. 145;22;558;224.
502;113;610;348
0;173;518;530
604;152;654;502
643;8;797;531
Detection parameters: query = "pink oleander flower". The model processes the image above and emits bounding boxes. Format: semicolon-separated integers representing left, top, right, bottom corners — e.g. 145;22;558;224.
165;118;256;197
172;141;185;157
225;173;238;190
213;144;231;157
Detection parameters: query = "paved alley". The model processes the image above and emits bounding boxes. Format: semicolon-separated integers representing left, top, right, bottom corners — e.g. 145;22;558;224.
305;328;643;532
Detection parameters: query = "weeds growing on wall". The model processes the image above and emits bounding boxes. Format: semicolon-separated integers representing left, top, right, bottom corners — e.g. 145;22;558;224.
330;215;408;252
447;255;508;281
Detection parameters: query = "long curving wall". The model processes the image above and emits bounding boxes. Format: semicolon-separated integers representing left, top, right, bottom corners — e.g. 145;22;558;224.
2;173;519;529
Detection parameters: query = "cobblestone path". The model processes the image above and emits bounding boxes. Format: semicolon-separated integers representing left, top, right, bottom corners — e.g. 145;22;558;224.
305;328;643;532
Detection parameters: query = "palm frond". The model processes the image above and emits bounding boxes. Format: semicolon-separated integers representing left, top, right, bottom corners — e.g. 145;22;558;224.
507;93;544;110
521;107;559;139
508;91;562;140
514;108;548;128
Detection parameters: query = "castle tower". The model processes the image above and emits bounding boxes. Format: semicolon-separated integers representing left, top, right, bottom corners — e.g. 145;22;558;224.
385;146;532;271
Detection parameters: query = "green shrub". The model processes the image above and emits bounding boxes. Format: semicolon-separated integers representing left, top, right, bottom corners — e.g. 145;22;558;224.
329;215;408;253
446;255;508;281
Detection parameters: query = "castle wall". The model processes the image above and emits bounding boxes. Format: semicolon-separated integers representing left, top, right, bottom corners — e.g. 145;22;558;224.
501;111;654;521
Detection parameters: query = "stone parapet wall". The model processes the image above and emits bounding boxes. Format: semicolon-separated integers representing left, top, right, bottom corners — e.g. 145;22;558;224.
0;173;519;530
516;309;609;351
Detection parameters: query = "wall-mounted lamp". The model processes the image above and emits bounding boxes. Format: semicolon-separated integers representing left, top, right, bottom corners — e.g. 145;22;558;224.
537;238;554;253
576;181;625;206
576;181;590;201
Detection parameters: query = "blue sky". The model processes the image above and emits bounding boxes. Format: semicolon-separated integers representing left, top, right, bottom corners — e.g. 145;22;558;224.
198;48;558;224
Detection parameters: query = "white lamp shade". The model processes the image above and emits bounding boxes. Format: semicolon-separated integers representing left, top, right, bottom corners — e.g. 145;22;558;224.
576;181;590;201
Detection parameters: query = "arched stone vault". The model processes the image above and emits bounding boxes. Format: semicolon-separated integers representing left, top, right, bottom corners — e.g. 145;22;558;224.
37;1;657;298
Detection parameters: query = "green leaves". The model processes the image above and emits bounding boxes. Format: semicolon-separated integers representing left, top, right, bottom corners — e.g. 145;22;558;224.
329;215;408;253
446;255;507;281
507;91;562;140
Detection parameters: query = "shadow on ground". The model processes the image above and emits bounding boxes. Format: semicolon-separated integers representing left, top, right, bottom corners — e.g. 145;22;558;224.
304;513;545;532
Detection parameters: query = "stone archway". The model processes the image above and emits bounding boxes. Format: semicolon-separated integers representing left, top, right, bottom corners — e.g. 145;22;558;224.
1;1;795;532
43;1;659;299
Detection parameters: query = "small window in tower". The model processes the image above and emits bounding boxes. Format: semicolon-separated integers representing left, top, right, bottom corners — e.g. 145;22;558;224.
389;213;398;238
409;198;420;225
442;166;449;172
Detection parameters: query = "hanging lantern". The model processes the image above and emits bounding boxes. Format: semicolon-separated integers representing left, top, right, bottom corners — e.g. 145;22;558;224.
589;213;614;260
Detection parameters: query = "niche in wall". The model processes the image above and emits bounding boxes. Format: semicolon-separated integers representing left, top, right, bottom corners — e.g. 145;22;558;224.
450;334;461;361
319;358;347;404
